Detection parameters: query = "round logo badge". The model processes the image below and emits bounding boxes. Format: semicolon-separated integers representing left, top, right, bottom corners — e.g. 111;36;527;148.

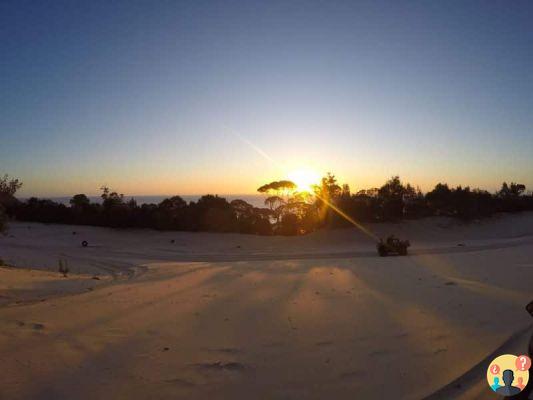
487;354;530;396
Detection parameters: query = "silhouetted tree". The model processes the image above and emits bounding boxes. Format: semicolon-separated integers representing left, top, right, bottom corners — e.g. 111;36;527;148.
498;182;526;198
0;174;22;197
154;196;187;230
16;197;69;223
496;182;528;212
257;180;297;200
279;213;299;235
9;175;533;235
230;199;273;234
314;173;342;226
99;187;131;227
426;183;453;215
403;184;427;218
70;194;90;208
377;176;406;220
0;204;7;233
192;195;237;232
258;180;299;229
0;174;22;215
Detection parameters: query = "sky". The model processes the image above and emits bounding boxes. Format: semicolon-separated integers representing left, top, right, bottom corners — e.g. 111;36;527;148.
1;0;532;197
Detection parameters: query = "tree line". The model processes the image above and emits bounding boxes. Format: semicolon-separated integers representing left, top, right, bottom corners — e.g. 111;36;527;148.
1;174;533;236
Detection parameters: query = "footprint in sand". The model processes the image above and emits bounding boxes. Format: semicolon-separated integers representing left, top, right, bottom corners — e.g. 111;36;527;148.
262;341;284;348
205;347;242;354
103;328;127;338
393;332;409;339
339;370;366;380
194;361;246;372
431;334;449;341
15;321;45;330
369;349;391;357
164;378;197;387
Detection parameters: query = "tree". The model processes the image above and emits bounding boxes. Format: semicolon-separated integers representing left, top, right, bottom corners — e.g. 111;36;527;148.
257;180;297;205
159;196;187;211
70;194;90;208
193;195;236;232
279;213;299;235
497;182;527;212
0;174;23;197
264;195;284;211
403;184;427;218
377;176;406;220
313;173;341;226
258;180;299;228
153;196;188;230
314;173;341;205
0;174;23;213
230;199;273;234
230;199;254;218
510;183;526;197
100;186;125;208
0;205;7;233
498;182;525;198
426;183;453;215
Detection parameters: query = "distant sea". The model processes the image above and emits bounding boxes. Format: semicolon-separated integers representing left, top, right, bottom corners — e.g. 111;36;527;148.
25;195;267;208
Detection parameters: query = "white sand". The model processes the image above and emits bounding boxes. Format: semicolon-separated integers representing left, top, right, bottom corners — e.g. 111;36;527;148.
1;214;532;399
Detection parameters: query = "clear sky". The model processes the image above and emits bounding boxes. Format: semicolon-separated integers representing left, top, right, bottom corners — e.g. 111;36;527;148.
2;0;532;197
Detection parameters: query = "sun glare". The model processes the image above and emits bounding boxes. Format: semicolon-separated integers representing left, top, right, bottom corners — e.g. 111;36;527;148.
287;169;321;192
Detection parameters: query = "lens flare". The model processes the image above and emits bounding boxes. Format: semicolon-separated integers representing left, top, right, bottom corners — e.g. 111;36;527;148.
288;169;321;192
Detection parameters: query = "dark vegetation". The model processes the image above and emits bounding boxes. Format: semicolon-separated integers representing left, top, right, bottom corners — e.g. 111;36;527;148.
0;174;23;233
1;174;533;236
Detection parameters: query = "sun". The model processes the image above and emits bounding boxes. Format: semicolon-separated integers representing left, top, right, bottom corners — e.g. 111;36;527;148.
287;169;321;193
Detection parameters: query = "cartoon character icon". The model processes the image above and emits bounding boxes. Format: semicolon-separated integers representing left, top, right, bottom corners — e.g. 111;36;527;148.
495;369;521;396
486;354;530;397
490;376;501;391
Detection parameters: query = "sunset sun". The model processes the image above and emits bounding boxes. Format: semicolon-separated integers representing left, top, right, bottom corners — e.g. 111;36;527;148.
287;169;321;192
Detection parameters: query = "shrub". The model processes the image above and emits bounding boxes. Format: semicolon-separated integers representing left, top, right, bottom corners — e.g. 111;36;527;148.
58;259;69;277
0;205;7;233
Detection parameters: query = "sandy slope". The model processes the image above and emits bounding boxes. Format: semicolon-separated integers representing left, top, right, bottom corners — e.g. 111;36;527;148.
0;215;532;399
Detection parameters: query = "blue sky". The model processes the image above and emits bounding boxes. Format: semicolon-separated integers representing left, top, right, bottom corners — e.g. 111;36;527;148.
1;0;532;197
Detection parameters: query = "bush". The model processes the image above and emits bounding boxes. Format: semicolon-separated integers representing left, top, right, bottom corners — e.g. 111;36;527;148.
0;205;7;233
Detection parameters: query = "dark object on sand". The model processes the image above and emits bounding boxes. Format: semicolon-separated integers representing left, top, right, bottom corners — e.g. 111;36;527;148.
170;239;175;244
81;240;88;247
377;235;410;256
72;231;77;235
58;259;69;277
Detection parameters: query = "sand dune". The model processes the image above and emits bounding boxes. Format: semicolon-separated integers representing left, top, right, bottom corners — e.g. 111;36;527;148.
1;215;532;399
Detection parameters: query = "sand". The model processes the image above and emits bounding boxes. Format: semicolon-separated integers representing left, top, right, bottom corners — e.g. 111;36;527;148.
0;214;532;399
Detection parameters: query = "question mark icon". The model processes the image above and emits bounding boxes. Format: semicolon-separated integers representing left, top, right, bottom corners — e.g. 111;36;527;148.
490;364;500;374
515;355;531;371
